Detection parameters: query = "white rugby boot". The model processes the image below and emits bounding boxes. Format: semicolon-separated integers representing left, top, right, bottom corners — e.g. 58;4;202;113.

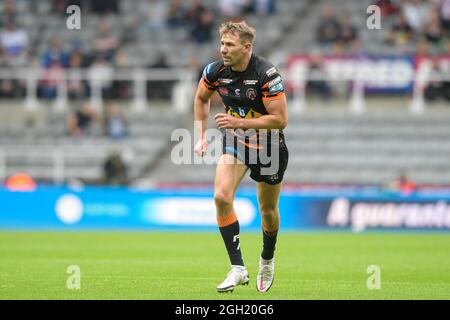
256;257;275;292
216;265;250;293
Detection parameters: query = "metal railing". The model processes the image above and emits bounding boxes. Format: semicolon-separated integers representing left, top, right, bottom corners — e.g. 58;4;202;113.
1;65;449;115
287;66;450;114
0;67;197;113
0;145;136;184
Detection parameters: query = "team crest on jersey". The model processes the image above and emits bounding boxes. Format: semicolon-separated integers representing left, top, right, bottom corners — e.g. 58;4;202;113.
246;88;257;100
219;87;229;96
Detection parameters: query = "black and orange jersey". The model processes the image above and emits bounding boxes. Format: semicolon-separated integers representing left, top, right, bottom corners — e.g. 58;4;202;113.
201;54;285;120
201;54;288;180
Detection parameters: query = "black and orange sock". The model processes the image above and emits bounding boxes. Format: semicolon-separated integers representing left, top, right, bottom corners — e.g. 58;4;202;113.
261;222;278;260
218;212;244;266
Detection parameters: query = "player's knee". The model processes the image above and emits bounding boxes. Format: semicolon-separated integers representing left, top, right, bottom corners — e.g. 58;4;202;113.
214;191;233;208
260;206;277;219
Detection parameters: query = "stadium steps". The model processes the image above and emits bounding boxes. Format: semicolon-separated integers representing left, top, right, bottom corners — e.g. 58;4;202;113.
149;107;450;186
0;106;182;184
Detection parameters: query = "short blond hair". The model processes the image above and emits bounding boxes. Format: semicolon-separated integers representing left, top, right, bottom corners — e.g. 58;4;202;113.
219;21;256;45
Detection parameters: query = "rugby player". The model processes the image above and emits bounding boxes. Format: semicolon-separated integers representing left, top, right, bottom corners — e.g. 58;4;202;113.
193;21;289;293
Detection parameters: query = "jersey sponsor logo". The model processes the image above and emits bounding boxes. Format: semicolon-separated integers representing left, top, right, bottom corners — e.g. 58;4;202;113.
267;76;282;88
269;82;284;94
147;198;256;227
244;80;258;85
246;88;257;100
235;89;241;96
227;107;248;118
219;78;233;84
265;67;277;77
227;106;263;119
218;87;229;96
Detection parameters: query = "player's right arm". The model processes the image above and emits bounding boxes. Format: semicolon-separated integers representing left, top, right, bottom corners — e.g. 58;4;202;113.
194;62;220;157
194;78;215;157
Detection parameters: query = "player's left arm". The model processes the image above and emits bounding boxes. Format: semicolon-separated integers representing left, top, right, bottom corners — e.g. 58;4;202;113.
215;95;287;130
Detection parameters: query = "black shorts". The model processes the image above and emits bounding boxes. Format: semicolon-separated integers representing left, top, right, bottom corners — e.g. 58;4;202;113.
222;129;289;185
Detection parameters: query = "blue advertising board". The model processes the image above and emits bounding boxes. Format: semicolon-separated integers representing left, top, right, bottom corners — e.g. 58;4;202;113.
1;187;450;232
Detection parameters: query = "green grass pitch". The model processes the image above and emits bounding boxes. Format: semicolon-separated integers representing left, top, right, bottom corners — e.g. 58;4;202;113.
0;231;449;300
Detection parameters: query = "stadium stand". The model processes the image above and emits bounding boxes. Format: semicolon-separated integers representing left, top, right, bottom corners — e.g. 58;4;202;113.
0;106;180;184
150;106;450;186
1;0;450;188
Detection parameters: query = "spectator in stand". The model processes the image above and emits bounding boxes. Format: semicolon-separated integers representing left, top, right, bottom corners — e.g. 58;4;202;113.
306;54;333;100
349;39;365;55
111;50;131;100
385;14;414;46
0;78;17;98
251;0;277;16
333;41;347;55
424;58;444;102
185;0;207;24
39;38;68;100
430;0;444;6
0;53;23;98
0;0;17;28
88;55;114;100
439;0;450;36
416;37;430;55
93;21;119;61
424;58;450;103
90;0;119;14
185;0;216;43
0;21;28;67
138;0;168;32
147;54;174;100
67;103;98;137
104;102;128;140
218;0;245;20
166;0;187;28
67;51;88;100
386;172;417;195
374;0;398;17
42;38;69;69
402;0;429;33
52;0;86;14
121;17;140;46
424;57;450;102
316;5;341;45
443;75;450;102
103;151;128;185
338;15;359;47
38;60;64;100
187;54;203;81
422;7;445;45
190;9;215;43
444;43;450;100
